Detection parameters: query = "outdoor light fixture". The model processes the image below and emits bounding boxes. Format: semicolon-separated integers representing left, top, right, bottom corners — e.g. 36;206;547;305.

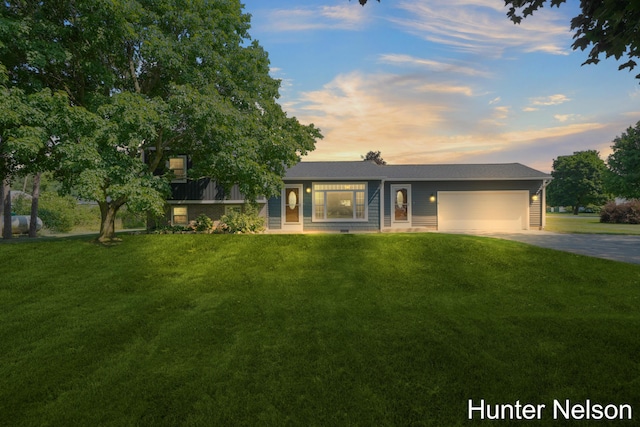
306;187;311;193
532;194;539;201
429;193;436;203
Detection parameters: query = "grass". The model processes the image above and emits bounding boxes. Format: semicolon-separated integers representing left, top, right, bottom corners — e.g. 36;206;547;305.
1;233;639;426
546;213;640;235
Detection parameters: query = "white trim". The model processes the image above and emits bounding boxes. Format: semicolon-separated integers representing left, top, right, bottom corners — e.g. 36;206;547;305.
390;184;412;228
380;181;385;230
311;182;369;223
281;184;303;231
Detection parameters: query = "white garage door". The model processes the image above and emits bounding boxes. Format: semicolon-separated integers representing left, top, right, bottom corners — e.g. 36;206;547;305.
438;191;529;232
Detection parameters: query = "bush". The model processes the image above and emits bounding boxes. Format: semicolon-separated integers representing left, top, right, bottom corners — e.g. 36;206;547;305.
193;214;214;232
118;207;147;229
150;225;192;234
219;205;265;234
600;200;640;224
11;192;100;233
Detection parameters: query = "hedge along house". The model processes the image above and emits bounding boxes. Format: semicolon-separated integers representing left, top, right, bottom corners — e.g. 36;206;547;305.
267;161;552;233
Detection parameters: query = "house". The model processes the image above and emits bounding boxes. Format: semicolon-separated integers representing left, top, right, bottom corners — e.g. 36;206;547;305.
162;155;268;227
269;161;551;233
164;158;552;233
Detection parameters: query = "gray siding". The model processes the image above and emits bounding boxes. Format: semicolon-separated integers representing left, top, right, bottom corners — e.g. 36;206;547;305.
171;180;244;201
269;180;382;232
385;180;545;229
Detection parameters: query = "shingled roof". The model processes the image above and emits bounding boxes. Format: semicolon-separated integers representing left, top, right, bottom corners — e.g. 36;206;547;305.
285;161;551;181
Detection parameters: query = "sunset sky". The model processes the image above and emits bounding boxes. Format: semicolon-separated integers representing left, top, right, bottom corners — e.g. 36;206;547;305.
243;0;640;172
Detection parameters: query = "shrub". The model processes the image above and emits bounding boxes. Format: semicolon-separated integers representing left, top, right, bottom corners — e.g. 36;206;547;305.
11;192;99;232
600;200;640;224
118;207;147;229
37;193;79;232
150;225;192;234
219;205;265;234
193;214;214;232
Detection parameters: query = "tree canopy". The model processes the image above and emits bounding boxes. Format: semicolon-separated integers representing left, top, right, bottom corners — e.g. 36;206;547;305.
606;121;640;200
356;0;640;80
362;150;386;165
1;0;322;241
547;150;609;214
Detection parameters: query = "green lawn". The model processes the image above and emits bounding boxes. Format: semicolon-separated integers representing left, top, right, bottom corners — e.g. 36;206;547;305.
1;234;639;426
546;213;640;235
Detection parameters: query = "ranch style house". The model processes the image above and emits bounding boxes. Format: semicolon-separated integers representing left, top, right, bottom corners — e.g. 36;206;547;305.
163;159;552;233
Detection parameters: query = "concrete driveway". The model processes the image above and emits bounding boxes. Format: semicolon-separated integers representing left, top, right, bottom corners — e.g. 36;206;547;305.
480;231;640;265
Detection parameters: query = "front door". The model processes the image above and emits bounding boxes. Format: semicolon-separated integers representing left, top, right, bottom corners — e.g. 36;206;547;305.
282;184;303;231
391;184;411;227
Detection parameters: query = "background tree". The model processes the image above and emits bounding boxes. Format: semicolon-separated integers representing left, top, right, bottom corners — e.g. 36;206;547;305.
1;0;321;242
606;121;640;200
547;150;609;215
0;67;33;239
362;150;387;165
356;0;640;80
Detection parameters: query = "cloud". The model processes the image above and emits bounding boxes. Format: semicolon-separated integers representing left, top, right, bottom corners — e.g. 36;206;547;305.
554;114;581;123
529;94;571;106
378;53;491;77
389;0;571;57
264;5;369;32
283;70;606;165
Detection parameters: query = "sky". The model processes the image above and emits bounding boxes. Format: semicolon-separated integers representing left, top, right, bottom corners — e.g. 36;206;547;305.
242;0;640;173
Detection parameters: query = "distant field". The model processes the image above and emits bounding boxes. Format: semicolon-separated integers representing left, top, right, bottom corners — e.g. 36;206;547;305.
546;213;640;235
1;233;639;426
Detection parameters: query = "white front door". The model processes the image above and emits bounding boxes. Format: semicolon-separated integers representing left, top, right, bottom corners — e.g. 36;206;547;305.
282;184;303;231
391;184;411;227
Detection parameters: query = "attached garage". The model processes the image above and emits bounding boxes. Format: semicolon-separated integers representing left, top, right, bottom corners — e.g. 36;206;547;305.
437;190;530;232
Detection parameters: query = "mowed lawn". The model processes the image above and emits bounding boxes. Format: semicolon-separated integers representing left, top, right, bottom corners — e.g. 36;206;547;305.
1;234;639;426
546;213;640;235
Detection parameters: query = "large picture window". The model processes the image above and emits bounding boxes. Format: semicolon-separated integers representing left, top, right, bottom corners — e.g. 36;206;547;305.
313;183;367;221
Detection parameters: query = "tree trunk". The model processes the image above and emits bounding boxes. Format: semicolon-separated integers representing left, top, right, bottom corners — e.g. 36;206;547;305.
573;205;580;215
29;172;41;238
2;178;12;239
98;200;124;242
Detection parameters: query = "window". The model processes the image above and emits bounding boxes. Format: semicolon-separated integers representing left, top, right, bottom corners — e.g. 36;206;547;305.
172;206;188;225
168;156;187;182
313;183;367;221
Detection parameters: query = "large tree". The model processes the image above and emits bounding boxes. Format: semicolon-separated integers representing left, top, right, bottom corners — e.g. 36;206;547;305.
355;0;640;80
606;121;640;200
0;66;34;239
1;0;321;242
547;150;609;215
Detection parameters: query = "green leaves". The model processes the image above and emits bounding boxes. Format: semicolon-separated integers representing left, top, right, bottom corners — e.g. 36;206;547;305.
1;0;322;240
606;121;640;199
547;150;609;213
505;0;640;79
